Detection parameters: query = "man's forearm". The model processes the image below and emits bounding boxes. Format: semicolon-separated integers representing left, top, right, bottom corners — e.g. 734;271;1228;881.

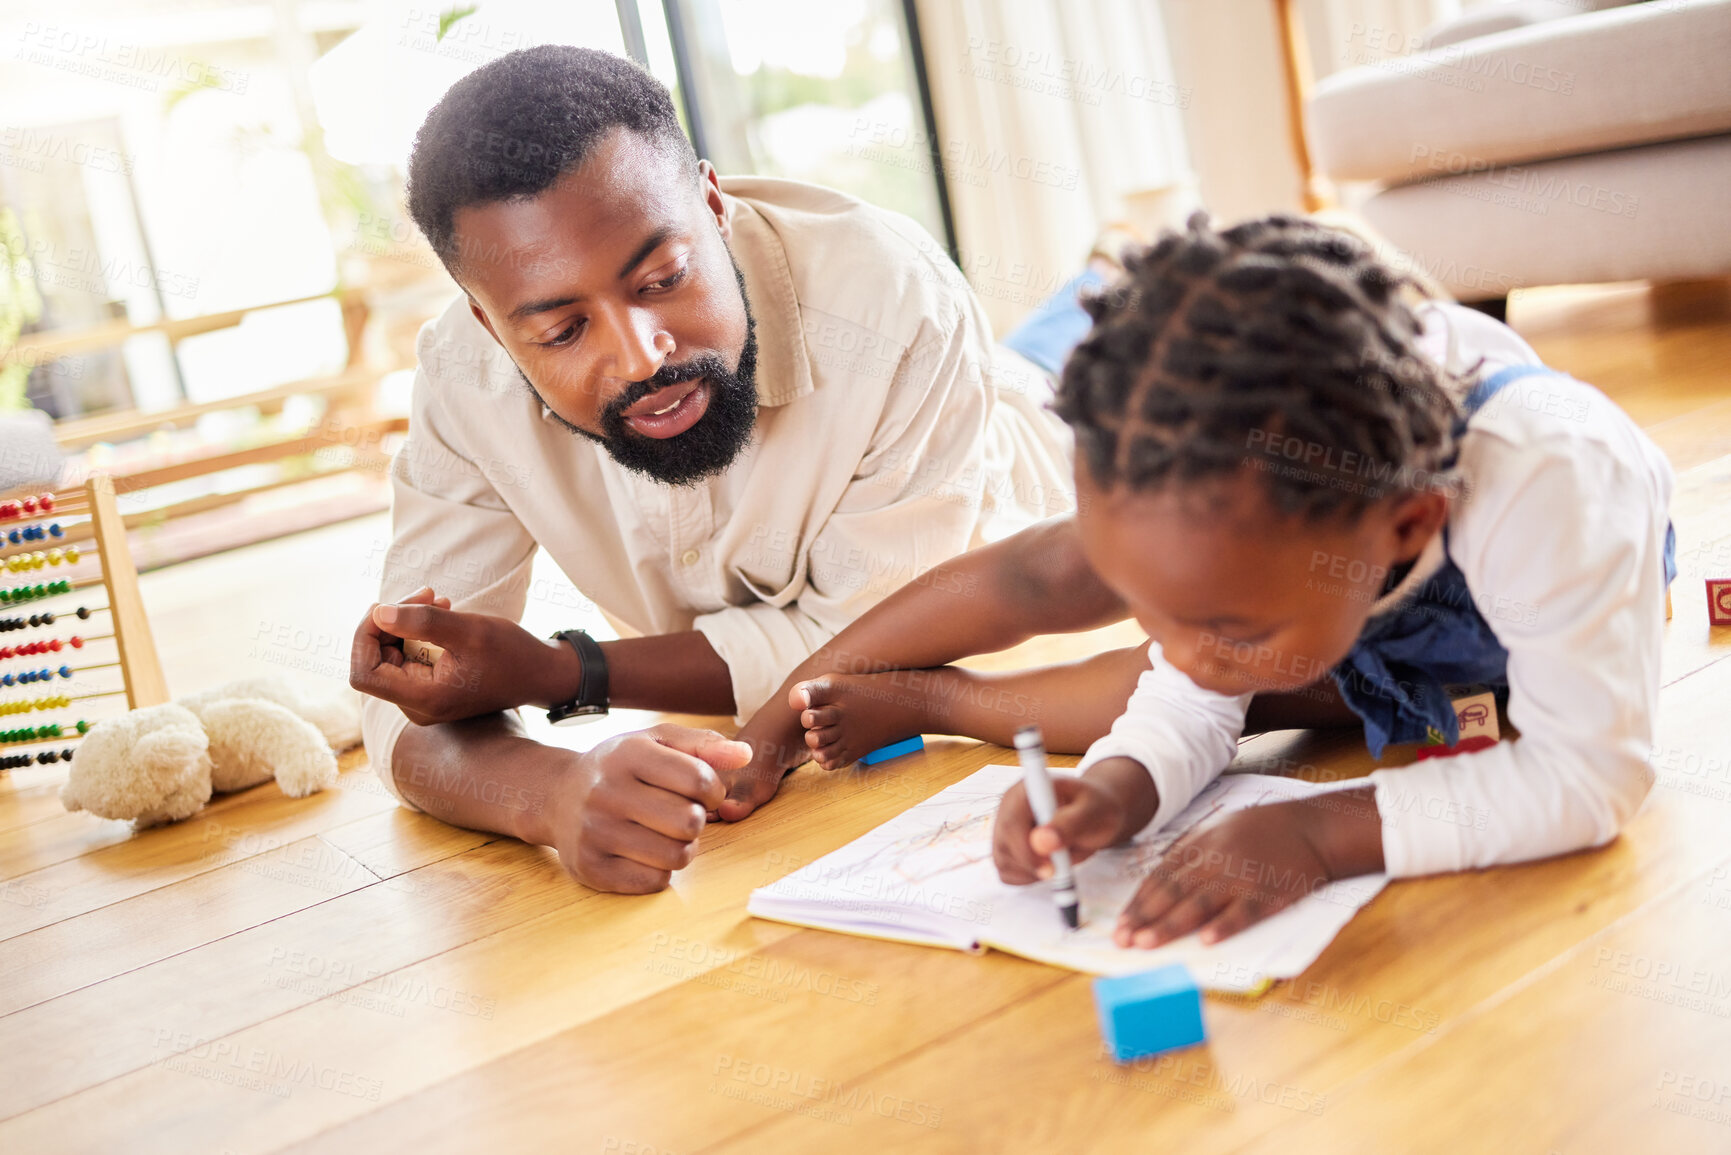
389;713;567;845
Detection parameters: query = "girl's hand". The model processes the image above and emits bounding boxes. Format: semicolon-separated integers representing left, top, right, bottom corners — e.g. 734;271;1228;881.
993;756;1159;885
1116;795;1366;948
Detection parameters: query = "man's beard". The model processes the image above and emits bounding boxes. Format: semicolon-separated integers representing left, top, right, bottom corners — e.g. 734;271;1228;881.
523;258;760;487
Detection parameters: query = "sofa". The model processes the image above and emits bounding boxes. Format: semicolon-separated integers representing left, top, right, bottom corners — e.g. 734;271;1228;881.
1306;0;1731;308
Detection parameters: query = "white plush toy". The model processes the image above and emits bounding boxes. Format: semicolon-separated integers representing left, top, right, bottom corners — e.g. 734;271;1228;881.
60;676;364;828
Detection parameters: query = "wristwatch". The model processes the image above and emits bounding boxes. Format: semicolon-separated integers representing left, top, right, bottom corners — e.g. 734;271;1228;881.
546;628;610;724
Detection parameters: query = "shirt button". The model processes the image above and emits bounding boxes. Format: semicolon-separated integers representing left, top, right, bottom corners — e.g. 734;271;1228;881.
681;549;701;566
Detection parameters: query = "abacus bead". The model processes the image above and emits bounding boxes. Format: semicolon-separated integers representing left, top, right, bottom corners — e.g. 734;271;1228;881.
70;636;82;648
49;523;62;537
77;606;89;619
6;531;16;545
66;548;79;564
2;676;12;687
76;720;89;733
22;498;36;514
39;496;52;512
40;612;52;625
59;666;71;678
48;639;61;652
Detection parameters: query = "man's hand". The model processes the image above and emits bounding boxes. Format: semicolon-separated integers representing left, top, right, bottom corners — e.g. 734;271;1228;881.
350;586;578;726
548;724;751;893
994;756;1157;885
1113;790;1381;948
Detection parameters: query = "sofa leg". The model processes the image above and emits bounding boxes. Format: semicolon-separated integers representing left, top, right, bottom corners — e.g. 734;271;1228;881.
1463;297;1508;323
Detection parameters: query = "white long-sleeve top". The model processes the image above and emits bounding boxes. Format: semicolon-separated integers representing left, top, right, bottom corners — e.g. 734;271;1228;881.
1076;302;1674;878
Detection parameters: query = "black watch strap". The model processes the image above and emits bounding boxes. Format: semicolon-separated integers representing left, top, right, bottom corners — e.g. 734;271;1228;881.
547;629;609;723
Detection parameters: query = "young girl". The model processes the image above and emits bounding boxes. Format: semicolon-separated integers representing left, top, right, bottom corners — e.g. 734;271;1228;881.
732;213;1675;950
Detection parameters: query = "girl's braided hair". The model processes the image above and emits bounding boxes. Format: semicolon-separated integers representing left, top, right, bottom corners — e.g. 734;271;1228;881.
1054;212;1464;519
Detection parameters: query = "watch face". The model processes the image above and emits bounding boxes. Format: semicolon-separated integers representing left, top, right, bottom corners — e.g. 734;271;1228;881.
550;704;609;726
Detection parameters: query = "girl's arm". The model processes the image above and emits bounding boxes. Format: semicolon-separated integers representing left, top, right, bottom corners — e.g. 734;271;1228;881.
718;516;1129;817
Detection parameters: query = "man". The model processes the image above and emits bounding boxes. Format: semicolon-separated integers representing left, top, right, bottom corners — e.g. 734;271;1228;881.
350;44;1072;893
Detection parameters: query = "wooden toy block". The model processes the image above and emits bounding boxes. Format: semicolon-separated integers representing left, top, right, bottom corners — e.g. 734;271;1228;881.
403;638;445;666
1415;690;1500;761
1093;963;1206;1063
1708;580;1731;627
1452;690;1499;743
859;735;924;766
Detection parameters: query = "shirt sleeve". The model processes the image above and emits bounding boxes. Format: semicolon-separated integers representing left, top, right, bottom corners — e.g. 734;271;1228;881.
1367;415;1672;877
1076;642;1253;831
693;306;996;719
360;335;540;803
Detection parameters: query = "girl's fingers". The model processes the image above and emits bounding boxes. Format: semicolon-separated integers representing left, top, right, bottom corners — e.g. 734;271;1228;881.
1116;876;1207;948
1195;896;1269;946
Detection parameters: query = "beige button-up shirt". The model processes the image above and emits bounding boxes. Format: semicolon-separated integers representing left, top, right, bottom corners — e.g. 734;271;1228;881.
361;175;1075;780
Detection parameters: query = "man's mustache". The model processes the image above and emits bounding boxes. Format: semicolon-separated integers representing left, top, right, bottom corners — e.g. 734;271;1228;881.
602;355;728;425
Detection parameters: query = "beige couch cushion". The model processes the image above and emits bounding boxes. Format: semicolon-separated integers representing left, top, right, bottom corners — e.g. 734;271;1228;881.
1312;0;1731;183
1357;133;1731;299
1422;0;1643;51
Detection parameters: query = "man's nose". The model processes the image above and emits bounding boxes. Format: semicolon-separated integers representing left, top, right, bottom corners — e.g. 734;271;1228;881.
596;303;671;385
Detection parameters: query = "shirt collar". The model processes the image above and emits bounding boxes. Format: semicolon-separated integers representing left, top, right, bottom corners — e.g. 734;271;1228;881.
721;187;812;408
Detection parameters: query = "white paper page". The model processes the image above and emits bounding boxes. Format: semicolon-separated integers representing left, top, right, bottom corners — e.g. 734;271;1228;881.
749;765;1388;993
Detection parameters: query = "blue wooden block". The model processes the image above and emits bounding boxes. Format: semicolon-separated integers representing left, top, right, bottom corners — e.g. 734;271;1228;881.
858;735;924;766
1093;963;1206;1062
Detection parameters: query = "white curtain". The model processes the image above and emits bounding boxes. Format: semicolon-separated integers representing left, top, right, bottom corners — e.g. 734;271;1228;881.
913;0;1192;334
1300;0;1465;79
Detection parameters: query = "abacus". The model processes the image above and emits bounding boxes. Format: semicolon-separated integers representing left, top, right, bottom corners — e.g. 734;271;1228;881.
0;473;168;770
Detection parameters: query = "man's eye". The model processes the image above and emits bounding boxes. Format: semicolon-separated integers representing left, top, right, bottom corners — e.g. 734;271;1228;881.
540;322;580;348
646;265;689;292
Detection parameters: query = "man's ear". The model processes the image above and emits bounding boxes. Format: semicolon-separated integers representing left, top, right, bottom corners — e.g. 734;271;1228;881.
1386;490;1449;561
698;160;730;241
467;296;502;346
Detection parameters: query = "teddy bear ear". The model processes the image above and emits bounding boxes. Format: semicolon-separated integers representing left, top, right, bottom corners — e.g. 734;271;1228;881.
125;730;215;828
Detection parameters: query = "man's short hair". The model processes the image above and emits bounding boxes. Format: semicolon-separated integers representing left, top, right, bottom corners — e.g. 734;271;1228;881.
406;44;698;273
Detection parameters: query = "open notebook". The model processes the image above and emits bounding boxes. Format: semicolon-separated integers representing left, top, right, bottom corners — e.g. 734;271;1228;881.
748;765;1388;994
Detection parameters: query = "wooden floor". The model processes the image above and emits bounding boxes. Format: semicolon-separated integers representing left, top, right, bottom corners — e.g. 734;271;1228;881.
2;282;1729;1153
